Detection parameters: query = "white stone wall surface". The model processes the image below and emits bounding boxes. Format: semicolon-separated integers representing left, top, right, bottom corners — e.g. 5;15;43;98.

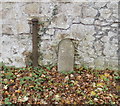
0;1;119;70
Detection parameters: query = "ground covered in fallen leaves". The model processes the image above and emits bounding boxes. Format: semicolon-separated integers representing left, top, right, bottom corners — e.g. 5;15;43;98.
1;65;120;104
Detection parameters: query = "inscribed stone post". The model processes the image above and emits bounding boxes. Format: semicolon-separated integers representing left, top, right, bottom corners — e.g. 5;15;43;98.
58;39;74;72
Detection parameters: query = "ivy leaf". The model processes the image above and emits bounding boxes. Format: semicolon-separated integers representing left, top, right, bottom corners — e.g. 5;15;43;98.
97;83;105;87
53;94;61;101
4;98;12;104
90;91;96;96
18;96;29;102
104;73;110;77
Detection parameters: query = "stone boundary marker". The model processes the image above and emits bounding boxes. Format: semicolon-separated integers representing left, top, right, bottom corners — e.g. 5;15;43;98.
58;39;74;72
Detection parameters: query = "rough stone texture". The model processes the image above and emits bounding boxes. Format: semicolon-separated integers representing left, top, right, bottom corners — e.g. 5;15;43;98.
58;39;74;72
1;2;119;70
0;2;2;64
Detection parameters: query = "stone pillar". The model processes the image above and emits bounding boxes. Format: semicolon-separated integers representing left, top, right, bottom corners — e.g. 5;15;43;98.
58;39;74;72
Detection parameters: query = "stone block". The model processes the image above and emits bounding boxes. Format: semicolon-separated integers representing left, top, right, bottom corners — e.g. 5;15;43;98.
82;7;97;18
103;42;118;57
23;3;39;15
50;14;71;29
107;2;118;10
99;9;112;19
94;57;105;70
2;3;17;20
80;18;94;24
105;58;119;70
17;21;30;33
58;39;74;72
58;3;82;18
94;2;106;9
70;24;95;40
2;24;13;34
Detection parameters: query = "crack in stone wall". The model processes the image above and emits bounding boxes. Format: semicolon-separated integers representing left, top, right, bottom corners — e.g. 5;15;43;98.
1;2;119;70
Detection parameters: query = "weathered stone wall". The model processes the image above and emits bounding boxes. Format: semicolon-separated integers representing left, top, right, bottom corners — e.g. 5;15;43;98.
1;2;119;70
